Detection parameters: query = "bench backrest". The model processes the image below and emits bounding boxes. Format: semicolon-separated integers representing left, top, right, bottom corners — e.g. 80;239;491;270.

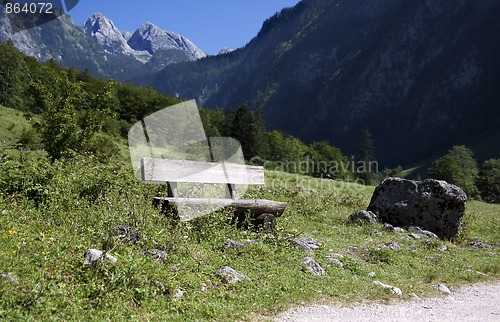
141;158;264;198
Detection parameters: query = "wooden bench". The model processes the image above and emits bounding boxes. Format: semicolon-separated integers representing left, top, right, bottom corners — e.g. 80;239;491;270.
141;158;287;224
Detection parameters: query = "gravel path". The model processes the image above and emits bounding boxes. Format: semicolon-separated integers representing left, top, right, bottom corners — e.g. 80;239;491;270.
273;282;500;322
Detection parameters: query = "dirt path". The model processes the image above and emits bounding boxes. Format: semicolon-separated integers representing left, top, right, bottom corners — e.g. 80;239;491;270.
273;282;500;322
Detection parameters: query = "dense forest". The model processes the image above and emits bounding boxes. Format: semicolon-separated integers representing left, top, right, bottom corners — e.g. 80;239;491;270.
0;42;499;203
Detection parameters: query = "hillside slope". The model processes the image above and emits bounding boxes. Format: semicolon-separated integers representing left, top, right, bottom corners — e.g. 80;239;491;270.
150;0;500;166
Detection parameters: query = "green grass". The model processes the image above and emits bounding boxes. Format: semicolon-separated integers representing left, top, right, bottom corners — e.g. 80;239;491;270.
0;106;498;321
0;105;34;145
0;158;498;321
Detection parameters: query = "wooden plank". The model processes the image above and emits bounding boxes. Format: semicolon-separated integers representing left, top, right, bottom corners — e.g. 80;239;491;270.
141;158;264;185
154;197;287;217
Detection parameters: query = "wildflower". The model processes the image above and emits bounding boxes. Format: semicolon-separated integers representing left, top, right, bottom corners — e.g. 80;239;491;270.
172;266;178;273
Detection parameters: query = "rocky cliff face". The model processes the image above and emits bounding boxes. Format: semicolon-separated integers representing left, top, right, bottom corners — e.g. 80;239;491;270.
0;7;205;80
150;0;500;166
82;12;150;63
128;22;206;60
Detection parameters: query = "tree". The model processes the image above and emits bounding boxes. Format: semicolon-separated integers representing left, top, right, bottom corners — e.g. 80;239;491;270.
308;141;351;179
0;42;27;108
358;130;376;185
477;159;500;204
34;74;113;160
227;105;267;160
427;145;479;198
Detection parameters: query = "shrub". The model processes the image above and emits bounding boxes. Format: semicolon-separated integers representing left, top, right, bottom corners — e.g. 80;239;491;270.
428;145;479;198
477;159;500;204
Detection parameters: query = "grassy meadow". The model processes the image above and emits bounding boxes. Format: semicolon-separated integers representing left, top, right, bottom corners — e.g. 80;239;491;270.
0;105;499;321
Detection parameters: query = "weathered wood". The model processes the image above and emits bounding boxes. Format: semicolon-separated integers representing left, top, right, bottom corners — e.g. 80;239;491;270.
141;158;264;185
154;197;287;217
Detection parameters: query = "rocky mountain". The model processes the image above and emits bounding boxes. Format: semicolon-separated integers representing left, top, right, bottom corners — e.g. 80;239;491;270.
0;7;205;80
83;12;151;63
148;0;500;167
127;22;206;60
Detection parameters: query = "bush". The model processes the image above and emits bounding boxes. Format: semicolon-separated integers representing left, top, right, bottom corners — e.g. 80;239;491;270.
477;159;500;204
428;145;479;198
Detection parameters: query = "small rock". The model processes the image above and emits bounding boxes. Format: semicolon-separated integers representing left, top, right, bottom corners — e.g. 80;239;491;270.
408;226;423;234
437;284;452;295
469;241;492;249
393;227;405;233
365;238;374;242
327;258;344;268
223;239;244;249
1;273;17;283
410;293;421;301
384;241;401;252
83;249;117;266
242;239;258;244
302;257;325;276
368;272;376;278
373;280;402;296
216;266;251;284
409;233;422;239
112;225;142;244
299;237;322;249
144;249;168;262
254;213;276;230
465;269;488;276
173;288;185;300
438;244;448;251
200;282;207;292
371;231;383;237
383;223;395;232
348;210;378;225
293;237;322;253
329;253;344;259
420;230;439;239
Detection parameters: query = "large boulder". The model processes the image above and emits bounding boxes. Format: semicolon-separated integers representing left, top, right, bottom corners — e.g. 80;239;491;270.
367;178;467;240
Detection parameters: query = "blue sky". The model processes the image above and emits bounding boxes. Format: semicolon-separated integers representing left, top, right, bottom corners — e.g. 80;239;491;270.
67;0;301;55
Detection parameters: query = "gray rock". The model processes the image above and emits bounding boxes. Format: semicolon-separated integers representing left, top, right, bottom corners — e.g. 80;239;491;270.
223;239;245;249
380;241;401;252
469;241;492;249
144;249;168;262
112;225;142;244
83;249;117;266
368;272;376;278
372;231;383;237
409;233;422;239
327;258;344;268
302;257;326;276
383;223;395;232
438;244;448;251
216;266;251;284
393;227;405;233
437;283;452;295
329;253;344;259
367;178;467;240
348;210;378;225
293;237;322;253
373;280;402;296
299;237;323;249
1;273;17;283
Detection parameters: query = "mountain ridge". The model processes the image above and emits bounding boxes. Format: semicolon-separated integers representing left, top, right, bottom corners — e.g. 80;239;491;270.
148;0;500;167
0;7;206;80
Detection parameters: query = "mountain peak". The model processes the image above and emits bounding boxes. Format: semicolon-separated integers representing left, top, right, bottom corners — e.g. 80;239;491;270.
128;22;206;59
83;12;136;55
